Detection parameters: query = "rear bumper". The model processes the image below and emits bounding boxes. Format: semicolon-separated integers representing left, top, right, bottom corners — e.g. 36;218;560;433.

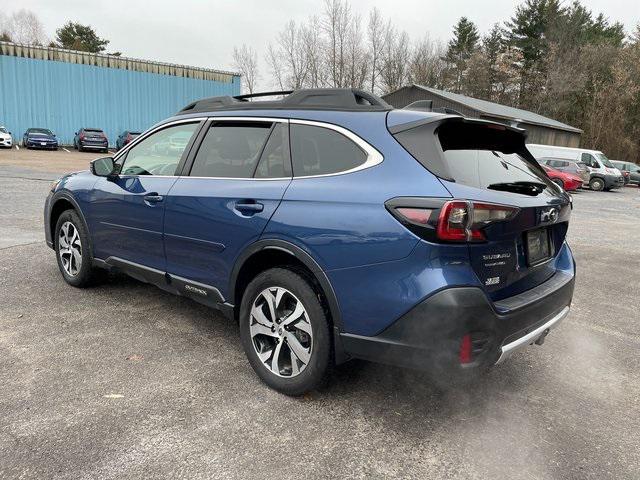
80;141;108;149
340;270;574;373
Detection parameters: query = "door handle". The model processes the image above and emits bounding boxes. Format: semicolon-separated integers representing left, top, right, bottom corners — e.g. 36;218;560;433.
235;201;264;213
144;194;164;203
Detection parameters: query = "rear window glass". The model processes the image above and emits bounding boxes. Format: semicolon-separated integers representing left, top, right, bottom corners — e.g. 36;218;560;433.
85;129;103;133
394;121;552;194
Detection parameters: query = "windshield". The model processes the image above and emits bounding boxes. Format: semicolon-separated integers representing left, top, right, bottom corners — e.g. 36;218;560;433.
85;129;103;134
29;128;53;136
0;127;7;134
595;153;614;168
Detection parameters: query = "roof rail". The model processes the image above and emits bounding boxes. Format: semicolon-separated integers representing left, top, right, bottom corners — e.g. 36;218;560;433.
177;88;392;114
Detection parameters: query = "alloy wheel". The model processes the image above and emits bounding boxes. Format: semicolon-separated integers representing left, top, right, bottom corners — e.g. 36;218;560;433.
249;287;313;378
58;221;82;276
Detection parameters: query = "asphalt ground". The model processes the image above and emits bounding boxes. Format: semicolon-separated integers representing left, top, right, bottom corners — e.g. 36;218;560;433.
1;148;639;479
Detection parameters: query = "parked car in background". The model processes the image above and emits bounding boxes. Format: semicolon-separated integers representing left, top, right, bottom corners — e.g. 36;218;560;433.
540;164;583;191
527;144;624;191
0;126;12;148
45;89;575;395
611;160;640;185
538;157;590;186
22;128;58;150
116;130;142;150
74;128;109;153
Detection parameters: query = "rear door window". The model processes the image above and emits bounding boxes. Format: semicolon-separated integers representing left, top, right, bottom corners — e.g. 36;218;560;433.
190;122;272;178
290;124;367;177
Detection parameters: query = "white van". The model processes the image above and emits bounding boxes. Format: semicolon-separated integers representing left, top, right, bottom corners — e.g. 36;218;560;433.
527;144;624;191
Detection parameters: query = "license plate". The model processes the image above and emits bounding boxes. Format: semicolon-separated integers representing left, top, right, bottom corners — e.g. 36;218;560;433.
40;142;46;146
525;228;552;265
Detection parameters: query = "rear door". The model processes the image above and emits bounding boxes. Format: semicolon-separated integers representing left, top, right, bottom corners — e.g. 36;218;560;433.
89;121;202;270
393;118;571;300
163;118;292;292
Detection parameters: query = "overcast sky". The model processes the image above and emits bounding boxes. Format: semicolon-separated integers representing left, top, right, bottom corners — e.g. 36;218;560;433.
6;0;640;87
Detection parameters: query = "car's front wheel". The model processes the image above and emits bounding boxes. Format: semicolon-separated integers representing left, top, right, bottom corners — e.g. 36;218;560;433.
239;268;332;396
54;209;102;287
590;177;605;191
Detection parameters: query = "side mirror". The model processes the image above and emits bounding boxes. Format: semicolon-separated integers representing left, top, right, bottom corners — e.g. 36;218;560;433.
90;156;116;177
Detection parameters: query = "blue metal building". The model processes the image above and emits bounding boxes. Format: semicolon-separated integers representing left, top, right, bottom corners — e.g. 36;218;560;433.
0;42;241;146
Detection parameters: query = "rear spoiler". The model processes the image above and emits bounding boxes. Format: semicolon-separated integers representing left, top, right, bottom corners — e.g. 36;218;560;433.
388;114;526;136
403;100;464;116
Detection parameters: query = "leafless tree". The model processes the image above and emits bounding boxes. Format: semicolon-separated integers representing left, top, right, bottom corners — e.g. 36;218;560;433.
2;9;47;45
408;36;447;89
232;44;259;95
301;16;326;88
322;0;352;88
367;8;389;93
379;27;410;94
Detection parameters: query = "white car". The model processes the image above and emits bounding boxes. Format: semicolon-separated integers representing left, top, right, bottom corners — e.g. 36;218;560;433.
0;126;13;148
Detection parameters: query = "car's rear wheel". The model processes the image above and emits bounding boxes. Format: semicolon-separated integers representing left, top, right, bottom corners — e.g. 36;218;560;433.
78;143;83;152
239;268;332;396
54;210;102;287
590;177;604;191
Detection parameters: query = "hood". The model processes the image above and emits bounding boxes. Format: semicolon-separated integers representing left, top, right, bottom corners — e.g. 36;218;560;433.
0;131;11;139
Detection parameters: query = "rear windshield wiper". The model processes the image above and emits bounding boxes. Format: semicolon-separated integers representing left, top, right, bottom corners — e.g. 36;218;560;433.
487;181;546;196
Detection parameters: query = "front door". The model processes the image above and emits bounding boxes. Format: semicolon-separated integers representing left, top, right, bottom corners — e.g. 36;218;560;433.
89;121;202;271
163;119;292;294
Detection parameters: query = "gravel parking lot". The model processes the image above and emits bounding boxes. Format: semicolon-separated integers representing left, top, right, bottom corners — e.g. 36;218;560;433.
1;148;639;479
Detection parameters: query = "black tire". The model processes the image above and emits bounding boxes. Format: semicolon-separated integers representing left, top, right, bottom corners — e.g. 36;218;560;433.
78;142;83;152
54;209;103;287
590;177;605;191
239;268;333;396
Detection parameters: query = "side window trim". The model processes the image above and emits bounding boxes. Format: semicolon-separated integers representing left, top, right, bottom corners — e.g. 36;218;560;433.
289;119;383;178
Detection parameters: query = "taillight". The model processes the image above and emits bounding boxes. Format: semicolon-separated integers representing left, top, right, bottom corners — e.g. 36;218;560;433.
436;200;518;242
386;198;519;243
126;133;132;142
79;132;85;140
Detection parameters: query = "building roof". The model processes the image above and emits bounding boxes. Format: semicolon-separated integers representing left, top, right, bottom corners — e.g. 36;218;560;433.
406;84;582;134
0;41;239;83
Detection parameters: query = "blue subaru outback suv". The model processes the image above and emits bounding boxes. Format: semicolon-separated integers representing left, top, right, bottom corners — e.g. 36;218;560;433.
45;89;575;395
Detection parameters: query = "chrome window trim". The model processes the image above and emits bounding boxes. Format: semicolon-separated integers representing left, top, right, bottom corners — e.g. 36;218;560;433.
112;115;384;181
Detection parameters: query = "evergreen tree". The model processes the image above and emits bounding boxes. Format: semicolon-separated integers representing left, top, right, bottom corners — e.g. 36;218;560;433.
55;22;109;53
443;17;479;93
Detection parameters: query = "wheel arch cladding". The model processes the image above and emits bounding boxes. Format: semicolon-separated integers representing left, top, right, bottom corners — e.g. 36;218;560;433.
230;240;343;330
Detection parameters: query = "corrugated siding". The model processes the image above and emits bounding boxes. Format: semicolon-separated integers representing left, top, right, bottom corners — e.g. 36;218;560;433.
0;41;238;83
0;55;241;146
